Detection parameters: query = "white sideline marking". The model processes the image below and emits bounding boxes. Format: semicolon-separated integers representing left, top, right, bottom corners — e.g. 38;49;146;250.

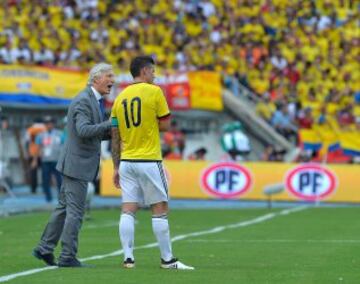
0;267;57;282
186;239;360;244
0;206;307;282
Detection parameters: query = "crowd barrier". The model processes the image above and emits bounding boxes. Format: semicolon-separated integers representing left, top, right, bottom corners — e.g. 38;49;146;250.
100;160;360;203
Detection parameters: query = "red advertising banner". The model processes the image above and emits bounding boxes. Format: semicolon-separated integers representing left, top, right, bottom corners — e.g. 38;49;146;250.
166;82;190;110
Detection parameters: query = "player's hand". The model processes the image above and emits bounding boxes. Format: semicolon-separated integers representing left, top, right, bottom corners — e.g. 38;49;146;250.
113;170;120;188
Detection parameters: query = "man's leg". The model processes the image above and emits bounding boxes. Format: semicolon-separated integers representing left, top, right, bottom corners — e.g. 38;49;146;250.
141;162;194;270
118;162;141;267
33;175;67;265
58;176;87;262
138;162;174;262
151;201;194;270
119;203;138;267
151;201;173;262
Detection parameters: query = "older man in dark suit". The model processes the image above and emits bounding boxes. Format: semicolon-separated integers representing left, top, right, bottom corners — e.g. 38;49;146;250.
33;63;114;267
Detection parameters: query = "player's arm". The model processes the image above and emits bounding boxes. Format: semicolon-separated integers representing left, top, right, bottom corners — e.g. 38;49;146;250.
111;116;121;188
158;114;171;132
156;88;171;132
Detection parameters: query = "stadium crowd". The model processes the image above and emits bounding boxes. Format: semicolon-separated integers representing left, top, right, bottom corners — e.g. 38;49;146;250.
0;0;359;160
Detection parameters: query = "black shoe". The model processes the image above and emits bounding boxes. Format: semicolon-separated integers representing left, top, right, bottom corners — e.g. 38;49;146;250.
58;258;93;268
123;258;135;268
32;248;57;266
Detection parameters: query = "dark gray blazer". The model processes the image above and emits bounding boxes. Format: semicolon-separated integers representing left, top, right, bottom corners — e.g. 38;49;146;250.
56;86;111;181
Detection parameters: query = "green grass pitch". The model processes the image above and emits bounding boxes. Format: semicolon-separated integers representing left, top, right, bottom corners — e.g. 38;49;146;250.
0;207;359;283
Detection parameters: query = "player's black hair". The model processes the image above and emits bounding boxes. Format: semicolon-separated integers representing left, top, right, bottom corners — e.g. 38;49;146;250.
130;56;155;78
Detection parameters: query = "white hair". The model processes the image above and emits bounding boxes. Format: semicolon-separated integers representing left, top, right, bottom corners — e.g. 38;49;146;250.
88;63;113;85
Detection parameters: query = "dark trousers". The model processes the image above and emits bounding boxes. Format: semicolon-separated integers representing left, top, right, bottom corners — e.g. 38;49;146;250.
28;157;41;194
37;175;88;261
41;161;62;202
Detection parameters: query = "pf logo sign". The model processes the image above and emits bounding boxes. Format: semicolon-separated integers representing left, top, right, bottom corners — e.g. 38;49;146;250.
201;162;252;199
285;164;337;201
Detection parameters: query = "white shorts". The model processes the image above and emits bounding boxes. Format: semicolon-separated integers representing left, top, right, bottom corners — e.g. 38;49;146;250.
119;161;169;206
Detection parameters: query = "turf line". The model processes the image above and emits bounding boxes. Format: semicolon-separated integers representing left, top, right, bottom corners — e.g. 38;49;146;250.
0;205;307;282
186;239;360;243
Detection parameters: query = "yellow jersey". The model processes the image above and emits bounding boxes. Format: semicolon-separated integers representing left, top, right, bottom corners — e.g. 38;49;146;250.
111;82;170;161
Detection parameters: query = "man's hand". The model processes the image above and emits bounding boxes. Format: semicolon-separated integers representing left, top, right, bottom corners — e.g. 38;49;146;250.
113;169;120;188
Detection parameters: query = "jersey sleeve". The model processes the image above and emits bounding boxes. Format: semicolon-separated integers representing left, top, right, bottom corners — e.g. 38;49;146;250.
156;87;171;119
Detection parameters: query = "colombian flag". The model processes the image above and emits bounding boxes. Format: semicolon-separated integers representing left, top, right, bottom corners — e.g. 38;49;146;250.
299;129;322;151
314;124;340;155
340;130;360;157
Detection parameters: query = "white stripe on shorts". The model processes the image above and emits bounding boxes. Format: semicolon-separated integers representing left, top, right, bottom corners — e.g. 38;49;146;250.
156;161;168;197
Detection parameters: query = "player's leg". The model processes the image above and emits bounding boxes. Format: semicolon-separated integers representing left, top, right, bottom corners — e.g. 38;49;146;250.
119;162;141;268
150;201;174;262
120;202;137;268
139;162;194;270
152;201;194;269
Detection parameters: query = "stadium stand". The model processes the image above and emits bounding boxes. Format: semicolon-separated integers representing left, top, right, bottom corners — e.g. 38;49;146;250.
0;0;359;163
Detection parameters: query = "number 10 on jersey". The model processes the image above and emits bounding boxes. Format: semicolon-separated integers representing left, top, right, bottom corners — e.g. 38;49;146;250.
121;97;142;128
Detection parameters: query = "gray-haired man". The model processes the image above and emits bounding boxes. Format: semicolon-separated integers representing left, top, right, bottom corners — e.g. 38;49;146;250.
33;63;114;267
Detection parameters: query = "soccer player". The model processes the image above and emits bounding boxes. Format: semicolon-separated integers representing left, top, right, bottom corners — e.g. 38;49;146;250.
111;56;194;270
